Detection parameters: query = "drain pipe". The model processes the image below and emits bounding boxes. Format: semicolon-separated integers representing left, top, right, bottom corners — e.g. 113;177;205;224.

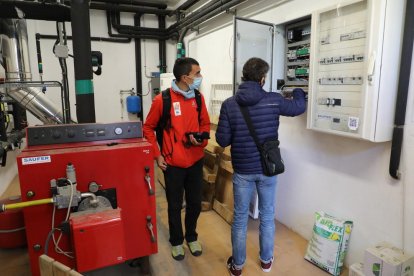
389;0;414;179
70;0;95;123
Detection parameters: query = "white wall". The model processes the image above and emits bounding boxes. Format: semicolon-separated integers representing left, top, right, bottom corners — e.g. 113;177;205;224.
186;0;414;266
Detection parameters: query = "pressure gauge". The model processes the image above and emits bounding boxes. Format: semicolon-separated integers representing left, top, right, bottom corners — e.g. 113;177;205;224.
114;127;123;135
88;182;100;193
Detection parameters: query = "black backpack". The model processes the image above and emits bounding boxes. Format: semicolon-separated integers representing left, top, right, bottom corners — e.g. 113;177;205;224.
155;88;202;150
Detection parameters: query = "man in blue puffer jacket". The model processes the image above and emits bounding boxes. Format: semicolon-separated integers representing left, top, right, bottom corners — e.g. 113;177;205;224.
216;57;306;276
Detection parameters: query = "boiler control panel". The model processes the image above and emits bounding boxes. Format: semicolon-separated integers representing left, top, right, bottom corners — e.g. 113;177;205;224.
26;122;143;146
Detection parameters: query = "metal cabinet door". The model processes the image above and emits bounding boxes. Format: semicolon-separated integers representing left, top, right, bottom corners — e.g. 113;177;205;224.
233;17;274;93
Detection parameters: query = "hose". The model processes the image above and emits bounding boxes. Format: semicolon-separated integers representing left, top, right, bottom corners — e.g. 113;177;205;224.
0;198;54;212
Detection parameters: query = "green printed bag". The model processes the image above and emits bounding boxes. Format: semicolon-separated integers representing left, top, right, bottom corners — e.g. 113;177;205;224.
304;211;353;276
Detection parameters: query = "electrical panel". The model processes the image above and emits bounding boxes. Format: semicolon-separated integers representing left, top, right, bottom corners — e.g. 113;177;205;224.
307;0;404;142
150;72;161;99
160;73;175;91
282;18;311;96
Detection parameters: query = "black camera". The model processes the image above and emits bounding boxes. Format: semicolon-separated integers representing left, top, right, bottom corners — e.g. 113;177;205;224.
185;132;210;145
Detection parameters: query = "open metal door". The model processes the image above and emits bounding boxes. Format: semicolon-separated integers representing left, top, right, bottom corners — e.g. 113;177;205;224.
233;17;274;93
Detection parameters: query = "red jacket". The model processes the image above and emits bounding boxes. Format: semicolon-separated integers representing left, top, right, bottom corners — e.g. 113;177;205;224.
143;88;210;168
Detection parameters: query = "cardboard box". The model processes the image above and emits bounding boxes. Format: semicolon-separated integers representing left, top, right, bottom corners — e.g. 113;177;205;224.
382;251;414;276
365;247;383;276
364;242;414;276
349;263;364;276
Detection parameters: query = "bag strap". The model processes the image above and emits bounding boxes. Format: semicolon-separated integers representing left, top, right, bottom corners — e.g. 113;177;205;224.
194;89;202;123
238;104;262;151
160;88;172;130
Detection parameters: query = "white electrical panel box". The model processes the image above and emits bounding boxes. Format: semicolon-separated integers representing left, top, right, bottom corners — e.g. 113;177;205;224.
307;0;404;142
160;72;175;91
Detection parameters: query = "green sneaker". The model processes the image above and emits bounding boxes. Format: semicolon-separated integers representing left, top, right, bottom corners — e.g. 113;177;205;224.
187;241;202;256
171;244;185;261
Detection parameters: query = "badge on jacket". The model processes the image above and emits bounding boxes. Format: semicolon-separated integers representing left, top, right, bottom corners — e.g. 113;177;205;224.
173;102;181;116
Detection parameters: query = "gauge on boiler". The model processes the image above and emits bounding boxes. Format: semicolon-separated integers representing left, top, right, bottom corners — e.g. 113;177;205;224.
114;127;123;135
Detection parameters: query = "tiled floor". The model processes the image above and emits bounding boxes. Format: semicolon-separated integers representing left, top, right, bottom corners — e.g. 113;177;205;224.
0;177;348;276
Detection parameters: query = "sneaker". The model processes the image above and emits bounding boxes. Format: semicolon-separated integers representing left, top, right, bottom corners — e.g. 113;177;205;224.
227;256;242;276
187;241;202;256
260;256;274;272
171;244;185;261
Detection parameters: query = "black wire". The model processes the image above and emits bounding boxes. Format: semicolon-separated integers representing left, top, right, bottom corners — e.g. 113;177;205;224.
44;228;58;256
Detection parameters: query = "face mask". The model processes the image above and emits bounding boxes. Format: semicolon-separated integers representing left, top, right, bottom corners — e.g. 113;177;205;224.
188;77;203;91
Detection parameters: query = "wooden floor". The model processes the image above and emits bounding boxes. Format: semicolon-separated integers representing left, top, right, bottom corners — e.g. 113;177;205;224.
0;177;348;276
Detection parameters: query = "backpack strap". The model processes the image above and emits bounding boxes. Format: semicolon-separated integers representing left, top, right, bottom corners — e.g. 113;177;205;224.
159;88;172;130
156;88;171;150
194;89;202;124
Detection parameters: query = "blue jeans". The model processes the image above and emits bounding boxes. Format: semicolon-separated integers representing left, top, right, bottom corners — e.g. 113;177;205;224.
232;173;277;268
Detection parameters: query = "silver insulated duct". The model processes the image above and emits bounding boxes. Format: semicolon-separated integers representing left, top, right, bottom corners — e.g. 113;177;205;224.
0;19;64;124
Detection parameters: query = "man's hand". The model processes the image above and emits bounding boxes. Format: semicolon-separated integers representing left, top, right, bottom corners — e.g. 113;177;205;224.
189;134;202;146
156;155;168;171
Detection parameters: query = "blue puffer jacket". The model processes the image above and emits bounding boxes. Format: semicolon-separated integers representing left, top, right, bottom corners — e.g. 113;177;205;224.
215;81;306;174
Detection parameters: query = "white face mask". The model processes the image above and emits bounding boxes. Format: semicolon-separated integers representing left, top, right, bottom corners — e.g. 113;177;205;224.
189;77;203;90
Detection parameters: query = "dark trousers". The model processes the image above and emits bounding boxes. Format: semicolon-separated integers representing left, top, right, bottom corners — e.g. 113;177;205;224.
163;158;203;246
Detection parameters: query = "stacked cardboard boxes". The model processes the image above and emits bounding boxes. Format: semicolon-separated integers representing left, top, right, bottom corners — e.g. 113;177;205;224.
350;242;414;276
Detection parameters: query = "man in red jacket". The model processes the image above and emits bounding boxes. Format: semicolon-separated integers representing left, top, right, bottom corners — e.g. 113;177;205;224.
143;57;210;261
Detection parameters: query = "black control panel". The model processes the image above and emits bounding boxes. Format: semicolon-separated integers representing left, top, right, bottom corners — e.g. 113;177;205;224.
27;122;143;146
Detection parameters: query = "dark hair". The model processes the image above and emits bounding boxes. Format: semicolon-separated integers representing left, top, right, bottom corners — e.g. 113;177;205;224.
173;57;199;81
241;57;269;82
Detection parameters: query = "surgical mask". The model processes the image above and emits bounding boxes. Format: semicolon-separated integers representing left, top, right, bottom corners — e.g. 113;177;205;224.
171;80;195;99
188;77;203;91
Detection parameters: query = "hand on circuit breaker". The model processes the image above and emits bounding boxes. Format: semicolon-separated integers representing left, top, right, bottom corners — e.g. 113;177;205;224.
156;155;167;171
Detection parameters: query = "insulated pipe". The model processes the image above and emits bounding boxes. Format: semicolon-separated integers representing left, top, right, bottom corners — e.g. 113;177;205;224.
181;0;247;33
177;27;190;58
88;0;167;9
168;0;202;17
166;0;225;33
90;2;171;15
57;22;71;124
389;0;414;179
71;0;96;123
176;0;246;56
158;15;167;73
110;12;166;34
0;19;64;124
106;11;178;40
37;33;131;43
0;0;71;21
134;13;143;121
